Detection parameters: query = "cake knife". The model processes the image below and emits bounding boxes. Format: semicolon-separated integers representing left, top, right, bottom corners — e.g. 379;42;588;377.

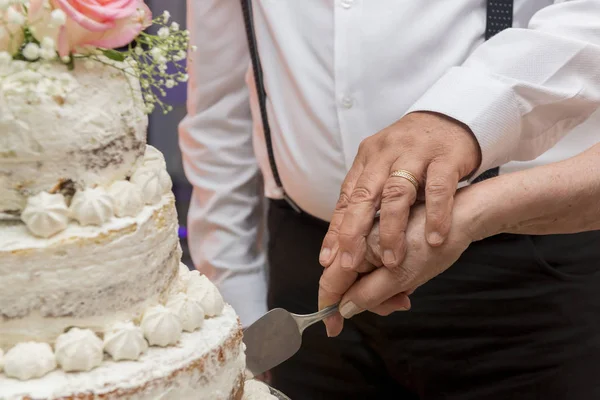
243;303;339;377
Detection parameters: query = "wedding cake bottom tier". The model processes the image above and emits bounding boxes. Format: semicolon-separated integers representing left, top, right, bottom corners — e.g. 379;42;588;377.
0;306;245;400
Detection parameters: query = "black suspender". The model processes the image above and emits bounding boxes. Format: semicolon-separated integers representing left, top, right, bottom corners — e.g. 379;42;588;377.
240;0;514;203
240;0;301;212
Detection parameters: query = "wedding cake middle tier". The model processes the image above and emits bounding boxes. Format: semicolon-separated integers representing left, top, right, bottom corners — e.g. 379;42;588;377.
0;147;179;349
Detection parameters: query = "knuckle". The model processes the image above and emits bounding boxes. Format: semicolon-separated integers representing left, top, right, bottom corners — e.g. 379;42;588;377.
381;182;413;202
425;179;450;197
350;185;377;204
322;231;338;247
354;285;378;307
357;137;373;153
388;263;413;285
429;142;449;158
381;133;397;148
383;126;415;147
337;229;364;249
336;189;351;209
377;228;396;243
318;276;344;297
426;210;445;226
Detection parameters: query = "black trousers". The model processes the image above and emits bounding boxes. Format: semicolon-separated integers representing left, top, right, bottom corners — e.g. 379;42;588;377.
266;199;600;400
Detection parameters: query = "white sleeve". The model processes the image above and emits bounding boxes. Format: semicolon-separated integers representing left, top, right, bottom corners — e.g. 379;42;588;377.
179;0;268;327
406;0;600;180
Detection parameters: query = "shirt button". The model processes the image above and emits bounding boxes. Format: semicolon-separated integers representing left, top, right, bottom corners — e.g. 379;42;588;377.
340;0;354;9
341;95;354;109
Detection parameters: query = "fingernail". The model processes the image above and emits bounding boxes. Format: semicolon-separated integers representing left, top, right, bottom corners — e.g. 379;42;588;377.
383;250;396;266
341;252;353;269
339;301;362;319
428;232;444;246
325;324;333;337
319;248;331;263
399;306;411;311
324;316;335;337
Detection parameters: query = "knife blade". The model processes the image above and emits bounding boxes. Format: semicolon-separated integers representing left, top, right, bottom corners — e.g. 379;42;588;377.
243;303;339;377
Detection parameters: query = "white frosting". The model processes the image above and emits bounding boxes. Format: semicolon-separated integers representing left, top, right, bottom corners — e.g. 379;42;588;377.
55;328;104;372
108;180;144;218
166;292;205;332
186;273;226;317
69;187;114;226
169;262;192;295
0;60;147;215
130;165;173;205
103;321;148;361
0;193;180;349
243;380;278;400
141;305;182;347
2;342;56;380
0;306;245;400
179;262;192;277
143;145;167;169
20;191;69;238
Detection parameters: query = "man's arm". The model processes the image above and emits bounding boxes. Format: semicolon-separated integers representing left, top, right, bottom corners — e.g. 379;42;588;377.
320;0;600;279
179;0;267;327
324;140;600;327
408;0;600;179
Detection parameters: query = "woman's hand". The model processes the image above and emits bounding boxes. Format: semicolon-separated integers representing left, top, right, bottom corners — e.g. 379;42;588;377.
319;218;411;337
320;189;479;336
336;203;475;321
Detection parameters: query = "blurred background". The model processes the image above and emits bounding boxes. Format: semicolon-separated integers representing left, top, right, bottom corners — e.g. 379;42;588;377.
145;1;193;267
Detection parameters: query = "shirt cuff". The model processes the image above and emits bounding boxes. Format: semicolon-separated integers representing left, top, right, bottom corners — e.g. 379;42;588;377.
215;269;268;328
405;66;523;181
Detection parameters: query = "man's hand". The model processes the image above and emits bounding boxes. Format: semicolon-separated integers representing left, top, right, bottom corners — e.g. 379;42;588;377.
319;112;480;275
328;200;476;326
318;219;411;337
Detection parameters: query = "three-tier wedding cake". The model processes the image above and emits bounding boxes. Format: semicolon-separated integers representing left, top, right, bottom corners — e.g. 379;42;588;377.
0;1;264;399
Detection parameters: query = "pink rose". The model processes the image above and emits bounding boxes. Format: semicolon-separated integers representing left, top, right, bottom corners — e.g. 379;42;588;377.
29;0;152;57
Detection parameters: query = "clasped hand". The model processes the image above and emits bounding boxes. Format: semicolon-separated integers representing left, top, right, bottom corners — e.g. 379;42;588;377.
317;112;481;337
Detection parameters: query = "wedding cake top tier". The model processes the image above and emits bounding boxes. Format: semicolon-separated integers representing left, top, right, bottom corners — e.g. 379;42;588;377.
0;59;147;217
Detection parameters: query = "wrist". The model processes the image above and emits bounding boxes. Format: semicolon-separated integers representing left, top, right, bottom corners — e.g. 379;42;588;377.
453;182;502;242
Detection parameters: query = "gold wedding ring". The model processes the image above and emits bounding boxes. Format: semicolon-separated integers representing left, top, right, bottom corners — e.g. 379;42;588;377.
390;169;420;192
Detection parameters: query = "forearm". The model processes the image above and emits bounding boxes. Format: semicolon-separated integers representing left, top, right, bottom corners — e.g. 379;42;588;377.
462;143;600;238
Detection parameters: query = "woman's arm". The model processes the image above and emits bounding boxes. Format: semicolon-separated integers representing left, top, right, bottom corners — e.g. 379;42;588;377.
463;142;600;239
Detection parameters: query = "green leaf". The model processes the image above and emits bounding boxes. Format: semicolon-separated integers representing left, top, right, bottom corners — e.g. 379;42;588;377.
101;49;126;62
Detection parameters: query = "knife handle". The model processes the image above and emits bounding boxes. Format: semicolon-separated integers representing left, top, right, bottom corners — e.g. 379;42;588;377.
291;303;340;334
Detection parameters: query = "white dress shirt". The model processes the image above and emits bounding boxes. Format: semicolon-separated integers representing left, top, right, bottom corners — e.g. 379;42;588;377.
179;0;600;326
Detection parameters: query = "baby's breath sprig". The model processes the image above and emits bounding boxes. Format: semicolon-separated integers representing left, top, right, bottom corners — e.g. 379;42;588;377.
0;6;192;115
87;10;193;115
